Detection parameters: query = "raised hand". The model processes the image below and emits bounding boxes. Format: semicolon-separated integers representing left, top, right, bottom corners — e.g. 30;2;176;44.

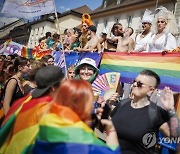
160;87;175;110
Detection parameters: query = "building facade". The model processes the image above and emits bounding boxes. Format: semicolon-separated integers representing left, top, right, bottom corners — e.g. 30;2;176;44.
28;14;56;48
28;5;91;48
0;19;25;44
91;0;176;39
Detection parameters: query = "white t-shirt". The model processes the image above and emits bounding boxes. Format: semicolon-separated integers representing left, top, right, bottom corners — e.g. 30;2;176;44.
135;32;152;52
146;33;177;52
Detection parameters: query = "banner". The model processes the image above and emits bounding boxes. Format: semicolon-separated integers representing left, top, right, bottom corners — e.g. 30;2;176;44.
100;52;180;92
53;51;103;73
1;0;55;19
0;41;23;56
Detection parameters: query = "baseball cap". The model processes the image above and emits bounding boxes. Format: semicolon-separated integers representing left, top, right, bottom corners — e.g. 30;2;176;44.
32;65;64;98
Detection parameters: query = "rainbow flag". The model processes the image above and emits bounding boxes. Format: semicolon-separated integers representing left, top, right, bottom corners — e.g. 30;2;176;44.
33;47;52;60
21;47;34;59
33;103;120;154
100;52;180;92
0;95;53;154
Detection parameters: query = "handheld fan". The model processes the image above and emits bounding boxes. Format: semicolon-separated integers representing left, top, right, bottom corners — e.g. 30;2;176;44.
92;72;121;100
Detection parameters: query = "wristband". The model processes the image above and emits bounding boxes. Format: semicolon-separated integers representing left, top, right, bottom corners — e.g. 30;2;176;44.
168;109;176;118
106;129;116;136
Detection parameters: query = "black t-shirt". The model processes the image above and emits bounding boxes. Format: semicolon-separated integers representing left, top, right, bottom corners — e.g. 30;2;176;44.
111;100;169;154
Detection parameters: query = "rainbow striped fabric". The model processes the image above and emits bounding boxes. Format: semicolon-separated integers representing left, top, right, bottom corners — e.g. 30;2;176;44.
33;103;120;154
0;95;53;154
0;98;119;154
100;52;180;92
21;47;34;59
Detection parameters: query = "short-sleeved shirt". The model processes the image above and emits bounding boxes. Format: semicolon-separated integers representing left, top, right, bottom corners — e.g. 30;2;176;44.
111;100;169;154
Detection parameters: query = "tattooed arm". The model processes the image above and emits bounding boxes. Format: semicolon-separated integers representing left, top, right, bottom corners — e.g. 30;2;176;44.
159;87;179;137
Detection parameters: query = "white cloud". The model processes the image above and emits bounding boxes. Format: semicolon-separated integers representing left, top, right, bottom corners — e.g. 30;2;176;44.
59;5;71;12
60;6;65;10
0;17;19;28
66;8;70;11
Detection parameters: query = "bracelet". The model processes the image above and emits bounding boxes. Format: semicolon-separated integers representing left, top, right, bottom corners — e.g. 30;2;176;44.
106;129;116;136
167;109;176;118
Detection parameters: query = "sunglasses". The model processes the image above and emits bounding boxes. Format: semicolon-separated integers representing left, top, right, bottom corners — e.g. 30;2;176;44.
157;21;165;24
133;79;152;88
68;71;74;74
142;22;149;25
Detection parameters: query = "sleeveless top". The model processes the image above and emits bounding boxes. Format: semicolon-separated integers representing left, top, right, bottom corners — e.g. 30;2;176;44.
2;78;24;106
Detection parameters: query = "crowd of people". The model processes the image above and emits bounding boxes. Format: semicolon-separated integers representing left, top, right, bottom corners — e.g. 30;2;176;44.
34;7;180;54
0;6;180;154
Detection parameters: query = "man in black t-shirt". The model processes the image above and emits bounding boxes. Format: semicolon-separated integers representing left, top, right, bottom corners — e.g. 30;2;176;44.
111;69;179;154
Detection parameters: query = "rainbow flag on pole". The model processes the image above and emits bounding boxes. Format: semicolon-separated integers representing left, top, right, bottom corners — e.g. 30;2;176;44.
100;52;180;92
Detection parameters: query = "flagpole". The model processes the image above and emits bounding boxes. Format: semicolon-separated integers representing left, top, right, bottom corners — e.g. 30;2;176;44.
52;0;67;76
155;0;159;10
52;0;60;34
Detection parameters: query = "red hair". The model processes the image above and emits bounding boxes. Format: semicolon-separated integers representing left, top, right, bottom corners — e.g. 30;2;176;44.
54;80;94;122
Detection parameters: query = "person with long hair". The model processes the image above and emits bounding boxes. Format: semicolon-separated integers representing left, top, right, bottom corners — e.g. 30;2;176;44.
147;6;178;52
2;56;30;115
33;80;120;153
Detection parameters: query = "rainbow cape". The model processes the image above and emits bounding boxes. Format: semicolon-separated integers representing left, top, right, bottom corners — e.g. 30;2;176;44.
100;52;180;92
0;95;53;154
33;103;120;154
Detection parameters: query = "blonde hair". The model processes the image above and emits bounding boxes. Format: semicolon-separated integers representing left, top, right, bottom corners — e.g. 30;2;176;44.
152;6;178;35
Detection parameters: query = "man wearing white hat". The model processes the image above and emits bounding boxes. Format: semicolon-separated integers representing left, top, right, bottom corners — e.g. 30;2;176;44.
135;9;154;52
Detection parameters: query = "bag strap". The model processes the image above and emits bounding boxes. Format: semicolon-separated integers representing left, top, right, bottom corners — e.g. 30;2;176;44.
148;101;158;128
164;33;168;48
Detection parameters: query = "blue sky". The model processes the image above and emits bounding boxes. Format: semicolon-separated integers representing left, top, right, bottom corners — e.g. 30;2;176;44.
0;0;102;28
55;0;102;12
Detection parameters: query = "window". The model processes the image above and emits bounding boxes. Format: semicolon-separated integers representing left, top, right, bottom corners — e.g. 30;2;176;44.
117;0;121;5
31;29;34;36
103;0;107;8
42;26;44;34
127;15;132;27
94;21;98;28
115;17;119;23
104;19;108;29
36;27;39;35
141;12;144;19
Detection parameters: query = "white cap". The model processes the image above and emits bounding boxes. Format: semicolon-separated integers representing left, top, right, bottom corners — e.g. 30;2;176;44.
142;9;154;24
78;58;98;70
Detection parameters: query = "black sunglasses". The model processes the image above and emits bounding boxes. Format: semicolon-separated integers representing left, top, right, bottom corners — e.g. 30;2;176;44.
133;79;152;88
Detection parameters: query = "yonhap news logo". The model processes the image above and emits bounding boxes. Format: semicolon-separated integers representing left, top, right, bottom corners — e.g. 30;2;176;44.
142;132;157;148
142;132;180;148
